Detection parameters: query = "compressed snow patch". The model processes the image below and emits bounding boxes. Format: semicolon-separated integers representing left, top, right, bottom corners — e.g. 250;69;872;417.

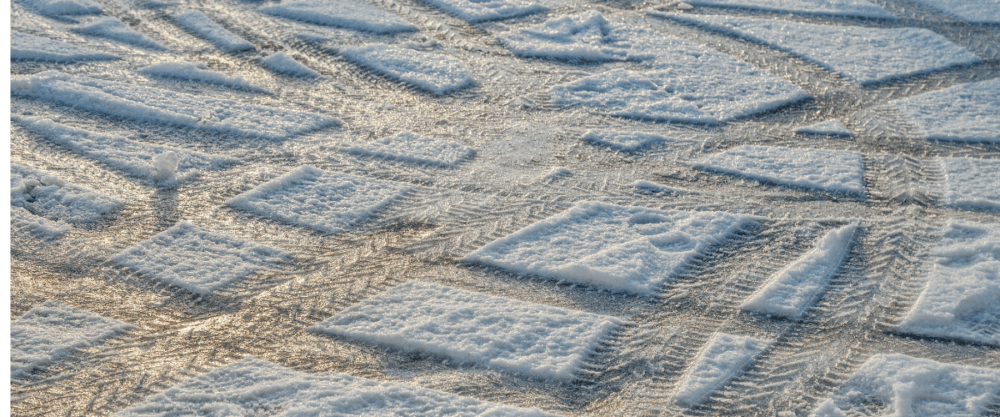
694;146;866;195
939;158;1000;211
891;78;1000;143
674;333;772;406
12;31;118;62
500;11;630;62
73;17;166;50
907;0;1000;24
11;163;123;223
260;0;417;34
684;0;895;19
139;61;264;91
11;302;130;379
261;52;320;77
794;120;851;137
338;44;475;95
582;129;668;152
742;224;857;319
11;206;71;239
344;131;475;167
26;0;101;16
418;0;545;23
227;166;412;234
310;281;622;380
465;202;751;295
173;11;254;52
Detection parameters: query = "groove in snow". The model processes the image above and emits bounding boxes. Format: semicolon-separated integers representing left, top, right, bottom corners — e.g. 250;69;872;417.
693;145;866;196
343;131;475;167
72;17;166;50
11;163;124;224
11;302;130;379
260;52;321;77
260;0;417;34
12;31;118;62
939;157;1000;211
173;10;254;52
794;120;851;137
891;78;1000;143
674;333;772;406
338;44;475;95
683;0;896;19
417;0;546;23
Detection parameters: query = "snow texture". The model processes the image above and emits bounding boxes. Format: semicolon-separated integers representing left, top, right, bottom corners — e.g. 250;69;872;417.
891;78;1000;143
795;120;851;137
500;11;630;62
939;158;1000;211
72;17;166;50
465;202;751;295
173;11;254;52
11;163;124;223
674;333;772;406
26;0;101;16
117;357;552;416
139;62;264;91
417;0;546;23
111;222;290;294
338;44;475;95
742;224;857;319
344;131;476;167
260;0;417;34
541;167;572;181
11;71;336;141
11;206;71;239
12;31;118;62
693;145;866;196
907;0;1000;24
684;0;896;19
664;14;981;85
897;221;1000;345
582;129;668;152
227;166;412;234
310;281;622;381
261;52;320;77
811;354;1000;417
11;302;130;379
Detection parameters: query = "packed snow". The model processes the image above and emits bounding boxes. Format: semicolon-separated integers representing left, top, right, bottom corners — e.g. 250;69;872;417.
906;0;1000;24
11;206;71;239
139;62;264;91
173;11;254;52
12;31;118;62
418;0;545;23
11;302;130;379
674;333;772;406
343;131;475;167
227;166;412;234
261;52;321;77
11;71;337;140
260;0;417;34
693;146;866;195
742;224;857;319
682;0;896;19
465;202;752;295
663;14;981;85
72;17;166;50
811;354;1000;417
337;44;475;95
11;163;124;224
499;11;630;62
896;221;1000;345
310;281;623;381
541;166;572;182
891;78;1000;143
794;120;851;137
582;129;668;152
938;158;1000;211
25;0;101;16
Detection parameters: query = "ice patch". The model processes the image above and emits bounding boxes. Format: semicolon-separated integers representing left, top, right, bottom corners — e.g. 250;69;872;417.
939;158;1000;211
11;302;130;379
499;11;630;62
260;0;417;34
693;145;866;195
11;163;124;223
674;333;772;406
261;52;321;77
11;206;71;239
465;202;751;295
227;166;412;234
338;44;475;95
310;281;622;381
173;11;254;52
11;71;336;140
907;0;1000;24
344;131;475;167
794;120;851;137
684;0;895;19
12;31;118;62
72;17;166;50
139;61;265;91
26;0;101;16
742;224;857;319
891;78;1000;143
582;129;668;152
418;0;545;23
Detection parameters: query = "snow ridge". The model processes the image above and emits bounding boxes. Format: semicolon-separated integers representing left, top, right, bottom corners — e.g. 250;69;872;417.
907;0;1000;24
139;61;266;91
500;11;630;62
794;120;851;137
684;0;896;19
11;206;72;239
418;0;546;23
26;0;101;16
939;157;1000;211
694;145;866;196
12;302;130;379
11;163;124;224
338;44;475;95
260;0;418;34
12;31;118;62
344;131;475;167
674;333;772;406
261;52;321;77
73;17;166;50
173;11;254;52
582;129;668;152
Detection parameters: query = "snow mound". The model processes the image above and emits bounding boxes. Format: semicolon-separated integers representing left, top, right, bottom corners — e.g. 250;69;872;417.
111;222;290;294
117;357;552;416
11;163;124;224
344;131;475;167
907;0;1000;24
261;52;321;77
897;221;1000;345
939;158;1000;211
499;11;630;62
541;166;572;181
338;44;475;95
794;120;851;137
12;31;118;62
227;166;412;234
664;14;981;85
418;0;545;23
139;61;264;91
173;11;254;52
11;302;130;379
465;202;752;295
11;71;336;141
72;17;166;50
260;0;417;34
582;129;668;152
742;224;857;319
631;180;692;195
310;281;622;381
674;333;772;406
684;0;895;19
891;78;1000;143
694;145;866;195
11;206;71;239
811;354;1000;417
26;0;101;16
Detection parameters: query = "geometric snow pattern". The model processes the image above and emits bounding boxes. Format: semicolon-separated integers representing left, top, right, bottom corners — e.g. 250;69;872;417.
12;31;118;62
72;17;166;50
260;0;417;34
344;131;476;167
694;145;866;195
11;163;124;224
907;0;1000;24
11;302;130;379
939;157;1000;211
173;10;254;52
499;11;630;62
338;44;476;95
582;130;669;152
419;0;545;23
674;333;772;406
892;78;1000;143
684;0;896;19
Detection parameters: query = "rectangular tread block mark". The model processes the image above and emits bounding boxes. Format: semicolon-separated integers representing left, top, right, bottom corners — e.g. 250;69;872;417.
12;302;131;379
674;333;772;406
173;10;254;52
11;162;124;224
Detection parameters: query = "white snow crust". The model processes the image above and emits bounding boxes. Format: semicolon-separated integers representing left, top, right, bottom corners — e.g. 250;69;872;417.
693;145;866;195
338;44;475;95
11;71;336;140
11;302;130;379
261;52;321;77
582;129;667;152
309;281;622;381
541;166;572;181
117;357;552;416
742;224;857;319
794;120;851;137
227;166;412;234
664;14;981;85
500;11;630;62
418;0;545;23
344;131;475;167
674;333;772;406
939;157;1000;211
12;31;118;62
11;206;72;239
26;0;101;16
139;61;264;91
173;11;255;52
907;0;1000;24
465;202;751;295
684;0;895;19
11;163;124;223
73;17;166;50
260;0;417;34
891;78;1000;143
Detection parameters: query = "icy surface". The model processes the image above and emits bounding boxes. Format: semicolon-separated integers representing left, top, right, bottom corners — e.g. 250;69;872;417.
12;31;118;62
418;0;545;23
310;281;622;381
812;354;1000;417
674;333;772;406
344;131;475;167
11;206;71;239
694;146;866;195
173;11;254;52
582;129;668;152
338;44;475;95
72;17;166;50
500;11;629;62
11;71;336;140
139;62;264;91
227;166;412;234
684;0;895;18
26;0;101;16
665;14;981;85
795;120;851;137
939;158;1000;211
465;202;751;295
892;78;1000;143
11;302;130;379
261;52;320;77
897;221;1000;345
743;224;857;318
907;0;1000;24
260;0;417;34
11;163;124;223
